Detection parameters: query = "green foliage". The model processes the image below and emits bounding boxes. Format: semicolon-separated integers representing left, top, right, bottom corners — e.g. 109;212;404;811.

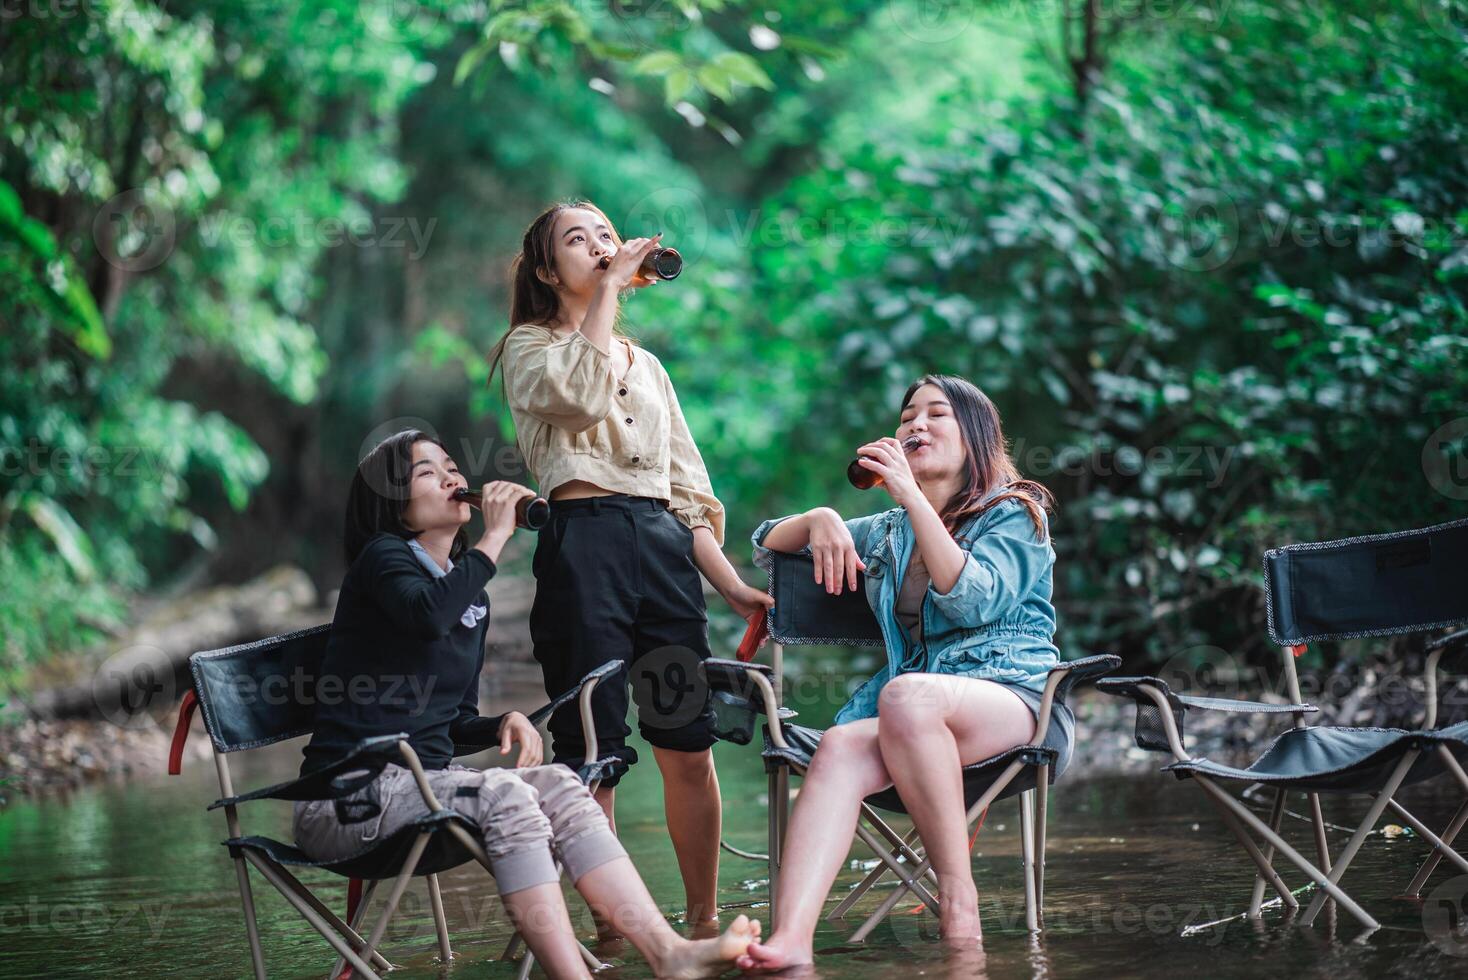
4;0;1464;692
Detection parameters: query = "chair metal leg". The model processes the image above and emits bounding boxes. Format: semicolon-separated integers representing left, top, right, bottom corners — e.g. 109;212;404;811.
1192;777;1377;929
848;758;1027;943
828;827;924;920
1306;792;1332;874
516;947;536;980
768;767;784;920
427;874;452;964
358;833;433;966
1020;791;1038;933
1384;798;1468;877
1406;799;1468;896
1300;751;1419;926
1033;764;1049;930
330;881;380;980
242;851;382;980
1201;787;1297;907
1248;788;1289;917
849;821;939;915
231;855;268;980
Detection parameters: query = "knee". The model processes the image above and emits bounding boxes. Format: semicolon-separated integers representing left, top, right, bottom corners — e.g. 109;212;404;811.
810;724;868;772
655;746;715;784
877;674;939;726
479;777;553;852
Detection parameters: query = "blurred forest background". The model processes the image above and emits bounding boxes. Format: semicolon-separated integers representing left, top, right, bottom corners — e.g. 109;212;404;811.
3;0;1466;710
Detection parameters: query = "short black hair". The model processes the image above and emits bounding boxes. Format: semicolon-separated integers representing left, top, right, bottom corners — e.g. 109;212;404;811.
343;429;469;565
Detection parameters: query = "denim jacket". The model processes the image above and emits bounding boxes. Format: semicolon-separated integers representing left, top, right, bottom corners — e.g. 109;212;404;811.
751;490;1060;725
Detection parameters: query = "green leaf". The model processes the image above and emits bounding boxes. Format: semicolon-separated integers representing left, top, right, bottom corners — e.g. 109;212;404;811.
20;496;97;582
712;51;774;90
631;51;683;76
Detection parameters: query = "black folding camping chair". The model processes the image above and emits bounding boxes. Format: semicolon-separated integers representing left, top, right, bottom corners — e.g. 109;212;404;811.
705;549;1118;937
1097;516;1468;930
167;624;626;979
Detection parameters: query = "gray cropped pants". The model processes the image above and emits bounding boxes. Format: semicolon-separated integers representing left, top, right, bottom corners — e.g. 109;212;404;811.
293;762;626;895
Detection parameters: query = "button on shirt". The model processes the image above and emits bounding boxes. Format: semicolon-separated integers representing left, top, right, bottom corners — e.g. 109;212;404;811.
499;324;726;545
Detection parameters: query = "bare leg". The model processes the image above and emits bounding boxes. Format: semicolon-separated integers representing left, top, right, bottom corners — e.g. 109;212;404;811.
739;718;891;970
574;857;761;978
500;882;592;980
874;674;1036;942
653;745;722;928
588;784;621;942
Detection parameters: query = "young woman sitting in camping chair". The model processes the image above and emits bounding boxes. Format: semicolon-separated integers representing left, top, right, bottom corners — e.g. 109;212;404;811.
293;427;759;979
740;374;1073;969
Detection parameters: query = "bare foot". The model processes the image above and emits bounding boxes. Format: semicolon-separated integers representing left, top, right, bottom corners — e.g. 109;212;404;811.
734;932;813;972
655;913;762;979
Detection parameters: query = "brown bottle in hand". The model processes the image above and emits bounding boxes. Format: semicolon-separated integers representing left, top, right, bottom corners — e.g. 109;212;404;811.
847;437;924;490
452;487;551;530
597;246;682;281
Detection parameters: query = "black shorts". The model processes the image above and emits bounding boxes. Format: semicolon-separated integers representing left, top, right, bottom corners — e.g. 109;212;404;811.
529;494;716;788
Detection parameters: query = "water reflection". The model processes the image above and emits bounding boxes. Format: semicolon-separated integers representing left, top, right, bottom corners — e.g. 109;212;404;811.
1;681;1466;977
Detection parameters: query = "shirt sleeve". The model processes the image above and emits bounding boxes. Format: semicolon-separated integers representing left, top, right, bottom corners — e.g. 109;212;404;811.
927;500;1053;625
501;325;617;433
447;650;508;750
660;363;726;546
359;537;497;640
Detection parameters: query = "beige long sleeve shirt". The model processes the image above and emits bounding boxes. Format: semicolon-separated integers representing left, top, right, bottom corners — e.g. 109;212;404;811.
499;323;726;546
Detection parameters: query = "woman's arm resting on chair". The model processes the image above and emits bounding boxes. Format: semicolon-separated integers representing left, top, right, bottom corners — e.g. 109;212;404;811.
758;507;867;595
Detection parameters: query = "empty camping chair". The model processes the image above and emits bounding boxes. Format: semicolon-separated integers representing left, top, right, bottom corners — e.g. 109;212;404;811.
704;548;1118;937
167;624;626;980
1097;516;1468;930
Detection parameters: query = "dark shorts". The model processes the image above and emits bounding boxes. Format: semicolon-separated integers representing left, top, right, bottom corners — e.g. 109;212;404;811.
529;494;717;788
1006;682;1076;778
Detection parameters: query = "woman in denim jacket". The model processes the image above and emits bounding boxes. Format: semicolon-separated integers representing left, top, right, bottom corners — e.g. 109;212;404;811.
739;374;1072;969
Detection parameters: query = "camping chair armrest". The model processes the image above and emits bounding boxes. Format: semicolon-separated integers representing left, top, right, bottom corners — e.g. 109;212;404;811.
702;658;783;716
1033;654;1122;738
700;657;791;749
207;733;409;810
1095;677;1191;760
1096;676;1314;761
1173;693;1318;714
1423;627;1468;728
451;660;626;760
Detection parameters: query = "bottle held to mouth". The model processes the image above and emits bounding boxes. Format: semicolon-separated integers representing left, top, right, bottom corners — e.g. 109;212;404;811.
847;437;924;490
452;487;551;530
597;246;682;281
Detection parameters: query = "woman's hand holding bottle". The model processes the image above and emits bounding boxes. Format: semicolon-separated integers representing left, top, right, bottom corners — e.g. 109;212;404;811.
475;481;539;563
600;233;663;290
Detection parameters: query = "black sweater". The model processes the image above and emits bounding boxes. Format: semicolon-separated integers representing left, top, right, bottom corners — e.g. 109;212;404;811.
300;532;506;775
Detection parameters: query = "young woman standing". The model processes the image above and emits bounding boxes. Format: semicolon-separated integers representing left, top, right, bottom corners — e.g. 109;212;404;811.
489;200;773;930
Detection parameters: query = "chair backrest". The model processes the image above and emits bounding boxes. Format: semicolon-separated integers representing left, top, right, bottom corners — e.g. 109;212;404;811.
1264;517;1468;646
766;551;884;646
189;625;332;753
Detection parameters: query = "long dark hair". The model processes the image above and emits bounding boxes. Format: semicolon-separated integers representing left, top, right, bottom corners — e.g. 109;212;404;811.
487;199;635;385
343;429;468;565
902;374;1053;541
